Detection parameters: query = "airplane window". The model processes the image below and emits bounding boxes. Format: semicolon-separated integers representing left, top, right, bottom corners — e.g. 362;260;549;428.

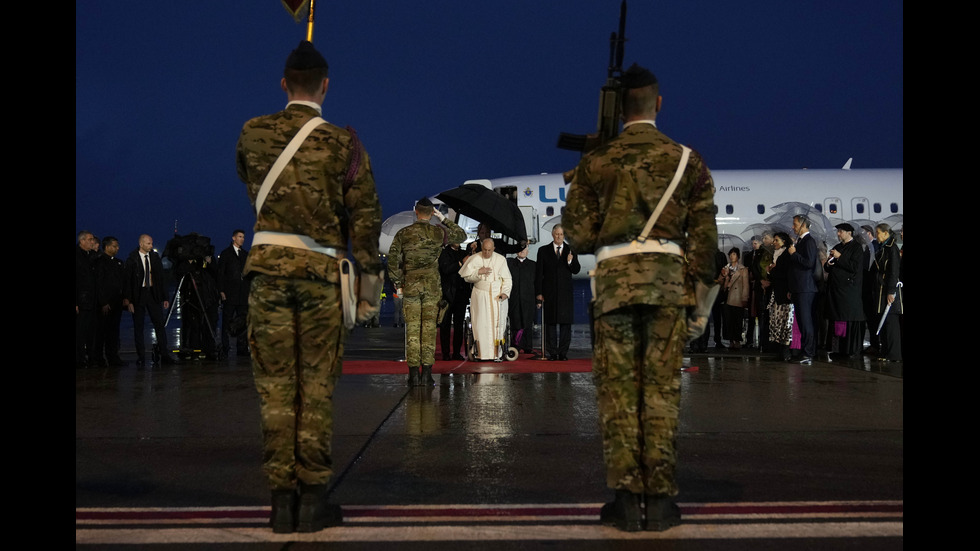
561;206;565;214
757;204;765;215
724;205;732;215
546;206;554;216
873;203;882;214
890;203;899;213
856;204;865;214
814;204;823;213
828;203;838;215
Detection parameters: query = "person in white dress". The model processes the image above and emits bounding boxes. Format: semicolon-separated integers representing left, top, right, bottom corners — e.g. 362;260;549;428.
459;238;513;360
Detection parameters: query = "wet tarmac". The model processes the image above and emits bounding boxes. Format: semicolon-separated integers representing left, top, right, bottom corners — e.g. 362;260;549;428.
76;319;903;549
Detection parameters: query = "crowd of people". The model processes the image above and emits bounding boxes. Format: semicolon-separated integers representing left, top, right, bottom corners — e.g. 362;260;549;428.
75;229;255;369
690;221;904;363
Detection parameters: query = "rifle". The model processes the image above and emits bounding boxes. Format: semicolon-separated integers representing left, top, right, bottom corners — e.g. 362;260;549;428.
556;0;628;157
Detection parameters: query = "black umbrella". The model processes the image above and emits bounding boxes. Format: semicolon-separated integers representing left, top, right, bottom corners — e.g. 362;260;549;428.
436;184;527;242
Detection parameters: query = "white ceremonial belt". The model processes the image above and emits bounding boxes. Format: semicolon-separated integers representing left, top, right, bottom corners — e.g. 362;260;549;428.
252;231;343;259
595;239;684;264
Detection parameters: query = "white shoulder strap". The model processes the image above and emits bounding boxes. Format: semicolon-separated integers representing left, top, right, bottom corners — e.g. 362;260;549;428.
638;145;691;243
255;116;326;214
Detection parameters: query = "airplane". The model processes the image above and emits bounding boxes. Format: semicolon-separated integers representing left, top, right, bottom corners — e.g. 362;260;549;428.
380;159;904;279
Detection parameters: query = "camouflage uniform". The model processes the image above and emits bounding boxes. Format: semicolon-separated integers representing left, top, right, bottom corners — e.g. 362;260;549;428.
236;103;382;491
563;122;717;496
388;218;466;368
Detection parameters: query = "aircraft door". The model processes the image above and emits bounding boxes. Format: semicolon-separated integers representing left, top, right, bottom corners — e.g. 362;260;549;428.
823;197;843;218
520;206;538;244
850;197;871;218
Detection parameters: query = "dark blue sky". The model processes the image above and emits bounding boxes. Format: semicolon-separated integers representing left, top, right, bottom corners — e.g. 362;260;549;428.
76;1;903;252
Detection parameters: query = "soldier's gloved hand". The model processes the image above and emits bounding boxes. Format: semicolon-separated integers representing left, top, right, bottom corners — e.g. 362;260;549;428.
686;312;709;341
686;282;720;341
356;270;385;324
433;209;446;222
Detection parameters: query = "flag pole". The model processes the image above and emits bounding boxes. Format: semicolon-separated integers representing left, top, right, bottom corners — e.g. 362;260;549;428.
306;0;316;42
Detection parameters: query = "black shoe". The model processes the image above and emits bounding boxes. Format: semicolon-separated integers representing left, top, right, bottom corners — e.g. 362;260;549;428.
600;490;643;532
421;365;435;385
407;366;419;387
296;485;343;533
451;354;465;361
270;489;296;534
644;495;681;531
549;355;558;361
160;354;180;365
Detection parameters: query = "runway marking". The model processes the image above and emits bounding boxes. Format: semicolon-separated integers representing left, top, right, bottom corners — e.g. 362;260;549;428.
77;500;902;543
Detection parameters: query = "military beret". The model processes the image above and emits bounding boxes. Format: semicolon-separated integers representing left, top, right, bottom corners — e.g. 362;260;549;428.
621;63;658;89
416;197;434;208
285;40;328;71
835;223;855;233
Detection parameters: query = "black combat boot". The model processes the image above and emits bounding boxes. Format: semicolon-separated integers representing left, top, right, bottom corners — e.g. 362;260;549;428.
407;366;419;387
421;365;435;385
644;495;681;531
599;489;643;532
269;489;296;534
296;484;343;533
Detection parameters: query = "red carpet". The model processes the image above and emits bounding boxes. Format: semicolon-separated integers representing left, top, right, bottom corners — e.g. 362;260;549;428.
342;357;592;375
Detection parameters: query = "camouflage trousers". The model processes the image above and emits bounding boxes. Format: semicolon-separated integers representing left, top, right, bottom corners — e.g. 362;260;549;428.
248;274;346;491
402;270;440;367
593;304;685;496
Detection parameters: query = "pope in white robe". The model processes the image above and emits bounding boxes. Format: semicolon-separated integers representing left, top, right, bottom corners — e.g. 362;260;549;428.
459;238;513;360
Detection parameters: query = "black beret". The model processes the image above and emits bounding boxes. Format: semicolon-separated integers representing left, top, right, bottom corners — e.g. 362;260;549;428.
285;40;328;71
621;63;658;89
416;197;434;208
835;223;855;233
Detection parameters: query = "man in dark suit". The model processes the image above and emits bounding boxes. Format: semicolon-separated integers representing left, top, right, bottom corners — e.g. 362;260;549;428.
507;245;536;354
124;234;177;365
535;225;581;360
217;229;250;357
76;230;99;368
95;236;127;366
787;215;819;364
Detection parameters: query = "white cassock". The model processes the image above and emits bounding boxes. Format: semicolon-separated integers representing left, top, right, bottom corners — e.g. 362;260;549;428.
459;252;513;360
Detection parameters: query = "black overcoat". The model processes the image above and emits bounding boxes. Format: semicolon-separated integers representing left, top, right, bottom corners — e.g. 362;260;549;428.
534;242;581;324
824;239;865;321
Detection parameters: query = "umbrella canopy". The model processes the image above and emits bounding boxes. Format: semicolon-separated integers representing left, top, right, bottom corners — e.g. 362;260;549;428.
436;184;527;242
764;202;836;246
718;233;747;253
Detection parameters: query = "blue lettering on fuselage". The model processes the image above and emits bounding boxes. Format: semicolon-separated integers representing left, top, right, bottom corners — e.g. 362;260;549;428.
539;185;566;203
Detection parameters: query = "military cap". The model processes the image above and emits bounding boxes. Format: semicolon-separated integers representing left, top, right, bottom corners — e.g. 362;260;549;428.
285;40;328;71
416;197;434;208
835;223;855;233
621;63;658;89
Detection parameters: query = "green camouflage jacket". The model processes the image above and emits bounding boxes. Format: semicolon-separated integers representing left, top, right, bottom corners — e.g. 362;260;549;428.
388;218;466;289
563;123;717;316
236;103;382;283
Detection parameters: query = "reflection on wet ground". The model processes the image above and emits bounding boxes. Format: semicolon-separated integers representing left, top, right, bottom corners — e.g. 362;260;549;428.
77;318;902;548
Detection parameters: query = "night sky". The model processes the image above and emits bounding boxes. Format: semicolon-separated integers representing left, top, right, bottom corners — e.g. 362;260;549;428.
76;1;903;253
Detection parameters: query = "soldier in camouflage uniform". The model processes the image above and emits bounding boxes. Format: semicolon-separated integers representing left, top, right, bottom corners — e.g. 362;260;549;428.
236;41;382;534
388;197;466;385
563;64;718;532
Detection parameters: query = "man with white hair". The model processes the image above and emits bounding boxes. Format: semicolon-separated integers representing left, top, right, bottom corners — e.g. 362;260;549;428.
459;238;512;361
